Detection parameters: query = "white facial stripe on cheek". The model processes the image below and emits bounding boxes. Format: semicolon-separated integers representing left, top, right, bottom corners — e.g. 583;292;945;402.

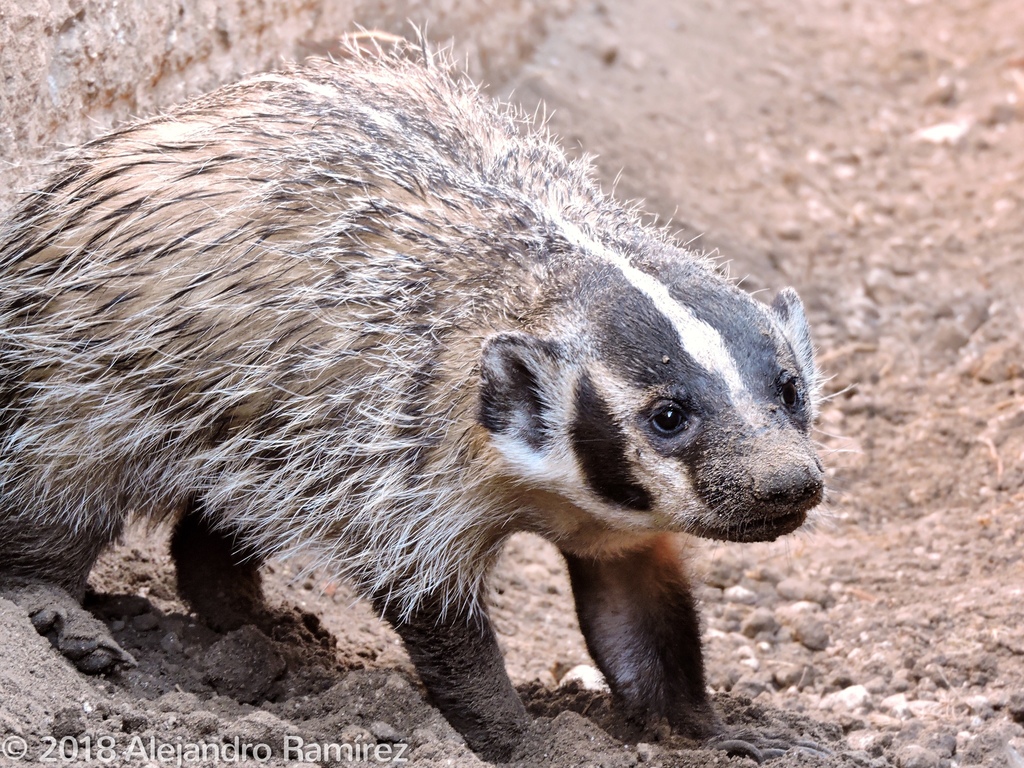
552;217;746;401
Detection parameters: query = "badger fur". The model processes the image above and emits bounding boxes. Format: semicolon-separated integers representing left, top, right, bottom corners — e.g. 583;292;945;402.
0;42;824;760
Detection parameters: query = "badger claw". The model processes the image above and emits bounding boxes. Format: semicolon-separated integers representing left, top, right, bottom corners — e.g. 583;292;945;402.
711;738;765;762
2;579;136;674
708;733;831;763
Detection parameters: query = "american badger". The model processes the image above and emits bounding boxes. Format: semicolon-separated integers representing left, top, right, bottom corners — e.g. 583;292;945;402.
0;43;823;760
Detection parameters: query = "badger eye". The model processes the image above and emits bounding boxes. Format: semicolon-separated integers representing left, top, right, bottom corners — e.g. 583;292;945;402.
651;404;687;435
779;378;800;409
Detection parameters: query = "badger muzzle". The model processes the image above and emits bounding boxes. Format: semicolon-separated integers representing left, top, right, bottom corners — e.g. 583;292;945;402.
689;421;824;543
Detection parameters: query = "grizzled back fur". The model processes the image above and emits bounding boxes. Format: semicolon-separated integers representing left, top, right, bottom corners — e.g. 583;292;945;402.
0;43;822;620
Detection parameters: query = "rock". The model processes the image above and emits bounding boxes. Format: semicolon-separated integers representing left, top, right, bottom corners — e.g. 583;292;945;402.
912;119;970;145
895;744;941;768
775;602;826;648
924;75;958;106
776;221;803;241
984;101;1019;126
229;711;291;747
723;585;758;605
847;729;892;756
120;711;148;733
183;710;219;736
965;694;993;719
51;707;85;740
740;607;779;638
776;578;830;606
131;612;159;631
965;339;1022;383
1008;691;1024;723
890;668;912;692
159;632;183;654
748;565;784;585
863;675;888;694
772;663;815;690
636;742;658;763
339;725;375;746
384;673;411;692
154;690;202;712
732;674;768;699
790;614;830;651
705;555;746;588
370;721;405;743
881;693;911;719
821;684;872;714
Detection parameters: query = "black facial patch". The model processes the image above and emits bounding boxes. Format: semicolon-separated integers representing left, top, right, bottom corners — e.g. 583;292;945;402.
570;373;652;511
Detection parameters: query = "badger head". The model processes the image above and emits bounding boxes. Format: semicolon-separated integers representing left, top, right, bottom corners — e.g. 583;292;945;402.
478;239;824;549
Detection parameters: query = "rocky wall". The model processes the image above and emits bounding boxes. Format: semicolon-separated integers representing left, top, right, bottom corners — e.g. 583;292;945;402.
0;0;571;214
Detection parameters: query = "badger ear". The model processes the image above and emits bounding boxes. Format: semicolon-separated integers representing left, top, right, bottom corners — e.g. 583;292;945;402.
770;287;817;382
479;332;564;451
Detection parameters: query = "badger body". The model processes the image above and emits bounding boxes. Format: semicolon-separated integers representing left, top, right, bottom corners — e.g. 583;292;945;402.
0;46;823;760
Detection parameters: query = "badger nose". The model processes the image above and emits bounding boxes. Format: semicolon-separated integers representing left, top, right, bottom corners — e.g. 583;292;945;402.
755;460;824;510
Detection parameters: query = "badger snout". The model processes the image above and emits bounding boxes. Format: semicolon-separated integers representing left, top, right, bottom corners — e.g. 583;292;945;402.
731;455;824;540
691;430;824;543
752;457;824;511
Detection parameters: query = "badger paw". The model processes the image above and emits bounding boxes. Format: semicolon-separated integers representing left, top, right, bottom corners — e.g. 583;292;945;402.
0;580;136;674
708;732;832;763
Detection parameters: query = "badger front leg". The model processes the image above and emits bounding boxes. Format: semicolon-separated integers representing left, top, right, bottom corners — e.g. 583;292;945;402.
375;594;529;761
563;534;720;740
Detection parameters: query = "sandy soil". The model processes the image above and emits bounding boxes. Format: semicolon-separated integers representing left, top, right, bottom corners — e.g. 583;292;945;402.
2;0;1024;766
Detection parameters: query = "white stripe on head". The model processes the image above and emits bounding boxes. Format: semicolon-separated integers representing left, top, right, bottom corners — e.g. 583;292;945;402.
554;217;746;400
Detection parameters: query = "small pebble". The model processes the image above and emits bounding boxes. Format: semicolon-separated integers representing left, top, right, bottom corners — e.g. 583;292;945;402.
881;693;911;719
724;585;757;605
51;707;85;740
776;221;803;241
120;712;148;733
772;662;815;690
863;675;888;694
740;607;779;638
776;578;830;606
896;744;941;768
732;675;768;699
339;725;374;745
131;612;159;632
184;710;219;736
229;710;291;746
160;632;183;654
965;695;993;719
847;729;892;755
636;742;658;763
787;614;829;651
370;721;405;743
821;684;872;714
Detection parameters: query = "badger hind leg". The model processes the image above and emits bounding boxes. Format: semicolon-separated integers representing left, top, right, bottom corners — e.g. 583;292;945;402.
170;503;267;633
375;592;529;762
0;519;135;673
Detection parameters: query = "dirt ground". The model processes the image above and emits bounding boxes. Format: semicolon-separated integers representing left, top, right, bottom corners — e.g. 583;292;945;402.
1;0;1024;766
